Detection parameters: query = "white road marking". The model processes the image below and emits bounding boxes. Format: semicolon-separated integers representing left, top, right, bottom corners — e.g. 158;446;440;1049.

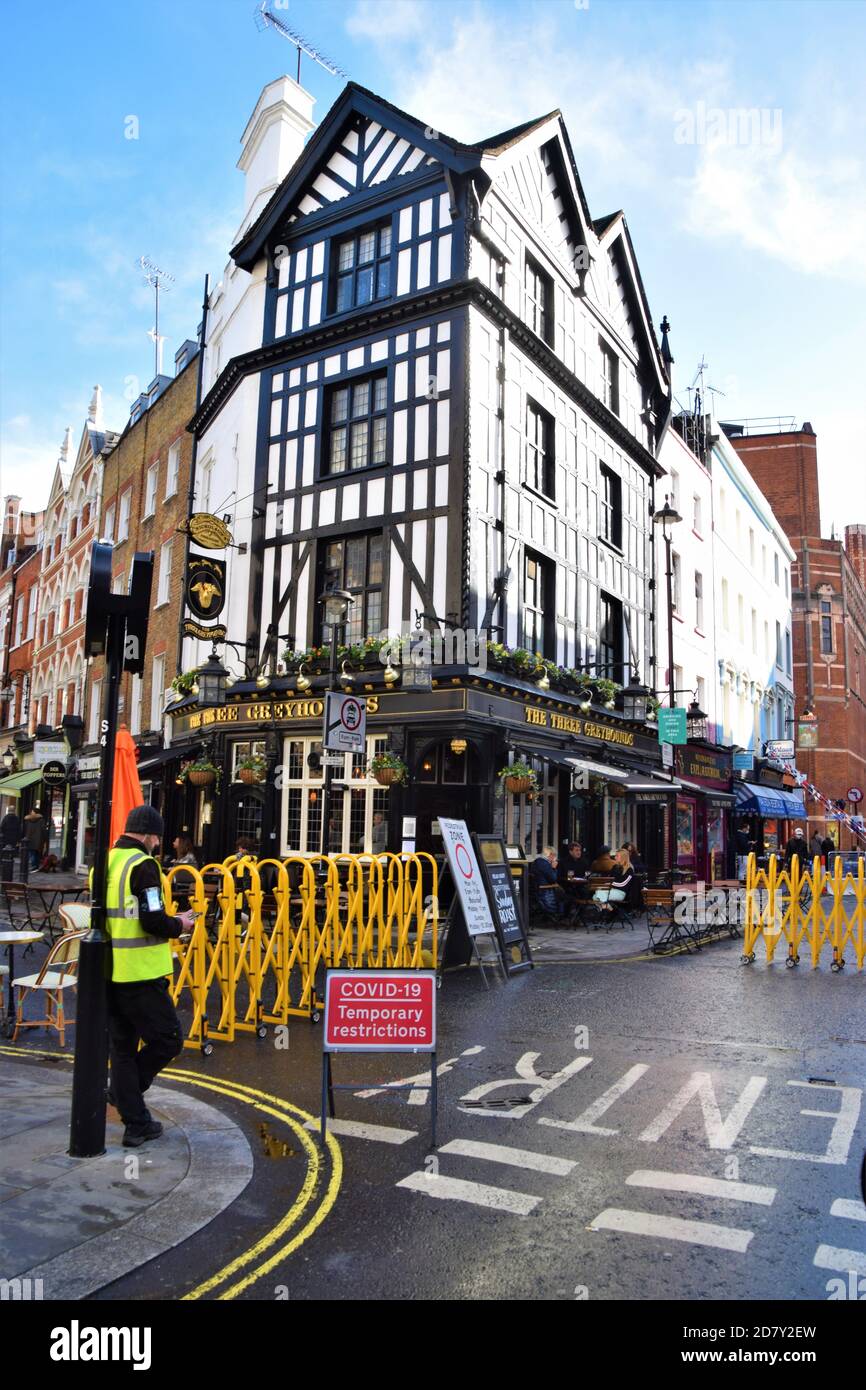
539;1064;649;1136
397;1171;540;1216
438;1138;576;1175
639;1072;768;1149
458;1052;592;1120
589;1207;753;1252
625;1169;776;1205
751;1081;862;1164
829;1198;866;1222
814;1244;866;1275
305;1117;417;1144
356;1046;485;1103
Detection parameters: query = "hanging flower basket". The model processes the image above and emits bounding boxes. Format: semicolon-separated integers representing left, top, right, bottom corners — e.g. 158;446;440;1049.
180;758;222;792
188;769;215;787
497;760;539;797
368;752;407;786
236;755;267;785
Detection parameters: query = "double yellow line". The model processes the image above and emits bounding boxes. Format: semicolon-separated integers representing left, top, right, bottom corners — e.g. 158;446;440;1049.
0;1045;343;1300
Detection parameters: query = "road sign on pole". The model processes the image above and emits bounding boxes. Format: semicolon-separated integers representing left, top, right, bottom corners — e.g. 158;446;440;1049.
323;692;367;752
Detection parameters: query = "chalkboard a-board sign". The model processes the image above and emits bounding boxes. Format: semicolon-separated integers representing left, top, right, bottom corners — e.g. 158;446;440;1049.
472;834;533;974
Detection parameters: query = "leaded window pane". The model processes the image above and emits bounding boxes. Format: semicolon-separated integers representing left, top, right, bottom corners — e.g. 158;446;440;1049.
330;426;347;472
376;262;390;298
352;381;370;416
338;239;355;271
346;538;366;588
336;276;352;312
356;266;374;304
351;421;369;468
358;232;376;263
374;376;387;411
379;225;391;256
331;387;349;423
372;416;387;464
368;535;384;582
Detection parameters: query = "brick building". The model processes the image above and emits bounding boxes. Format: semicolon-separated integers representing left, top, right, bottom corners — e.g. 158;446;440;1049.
0;500;44;820
72;342;200;870
727;423;866;847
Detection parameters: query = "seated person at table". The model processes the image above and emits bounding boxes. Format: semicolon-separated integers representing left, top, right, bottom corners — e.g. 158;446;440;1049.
593;848;638;914
625;842;646;876
559;843;591;900
530;847;571;916
166;834;198;905
589;844;616;875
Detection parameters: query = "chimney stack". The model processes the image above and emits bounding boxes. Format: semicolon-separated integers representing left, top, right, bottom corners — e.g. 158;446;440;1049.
846;524;866;591
236;76;315;238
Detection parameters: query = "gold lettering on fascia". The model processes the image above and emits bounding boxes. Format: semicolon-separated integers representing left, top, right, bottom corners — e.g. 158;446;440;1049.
185;693;379;728
522;706;635;746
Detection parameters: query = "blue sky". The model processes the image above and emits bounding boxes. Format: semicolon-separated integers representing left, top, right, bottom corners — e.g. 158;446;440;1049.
2;0;864;536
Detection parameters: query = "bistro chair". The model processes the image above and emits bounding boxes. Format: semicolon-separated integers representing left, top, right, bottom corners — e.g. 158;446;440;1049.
58;902;91;934
11;929;88;1047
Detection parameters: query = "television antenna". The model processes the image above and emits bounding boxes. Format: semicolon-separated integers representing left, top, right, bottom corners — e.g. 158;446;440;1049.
687;355;725;418
253;2;348;83
139;257;174;379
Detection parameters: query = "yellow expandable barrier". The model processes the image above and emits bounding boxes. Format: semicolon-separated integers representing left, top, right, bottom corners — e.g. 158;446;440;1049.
164;852;439;1052
743;852;866;972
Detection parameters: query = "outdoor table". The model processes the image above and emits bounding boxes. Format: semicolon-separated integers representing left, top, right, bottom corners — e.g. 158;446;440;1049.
0;930;44;1038
26;885;88;940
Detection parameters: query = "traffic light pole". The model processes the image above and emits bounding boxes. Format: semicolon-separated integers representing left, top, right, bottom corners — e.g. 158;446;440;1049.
68;609;126;1157
69;544;153;1158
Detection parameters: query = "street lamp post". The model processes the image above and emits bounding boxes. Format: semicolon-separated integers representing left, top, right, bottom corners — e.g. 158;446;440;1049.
653;496;682;874
318;588;354;856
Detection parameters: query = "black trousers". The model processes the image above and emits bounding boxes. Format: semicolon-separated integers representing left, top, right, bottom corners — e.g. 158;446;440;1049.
107;977;184;1127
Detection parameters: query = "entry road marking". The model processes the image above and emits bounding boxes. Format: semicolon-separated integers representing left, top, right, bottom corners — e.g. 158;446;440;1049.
829;1199;866;1222
625;1170;776;1205
589;1208;754;1252
397;1172;540;1216
438;1139;576;1175
814;1244;866;1274
304;1117;417;1144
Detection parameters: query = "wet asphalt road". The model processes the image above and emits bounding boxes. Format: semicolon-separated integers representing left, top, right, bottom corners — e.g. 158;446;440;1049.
91;938;866;1302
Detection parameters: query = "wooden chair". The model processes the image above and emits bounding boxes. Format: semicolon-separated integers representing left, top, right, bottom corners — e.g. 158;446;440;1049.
12;929;88;1046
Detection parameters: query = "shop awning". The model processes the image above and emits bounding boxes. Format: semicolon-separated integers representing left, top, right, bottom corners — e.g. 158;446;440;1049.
679;779;737;804
566;757;631;781
619;773;683;792
0;768;44;797
137;744;201;775
735;782;806;818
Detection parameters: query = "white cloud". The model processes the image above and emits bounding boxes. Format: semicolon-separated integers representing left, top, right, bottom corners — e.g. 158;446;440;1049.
346;0;434;44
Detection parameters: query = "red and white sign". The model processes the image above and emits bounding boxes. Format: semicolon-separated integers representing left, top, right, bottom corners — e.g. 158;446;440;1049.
847;787;863;804
439;817;495;937
323;692;367;752
323;970;436;1052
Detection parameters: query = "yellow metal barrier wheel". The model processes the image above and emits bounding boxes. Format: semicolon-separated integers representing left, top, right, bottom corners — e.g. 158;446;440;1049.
740;952;756;964
201;1042;214;1057
310;1009;321;1024
785;955;800;968
830;959;845;973
257;1025;268;1039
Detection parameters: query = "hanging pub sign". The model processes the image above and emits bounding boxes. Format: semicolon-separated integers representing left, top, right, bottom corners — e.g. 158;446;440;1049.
180;513;233;550
185;551;226;621
41;760;68;789
182;619;228;642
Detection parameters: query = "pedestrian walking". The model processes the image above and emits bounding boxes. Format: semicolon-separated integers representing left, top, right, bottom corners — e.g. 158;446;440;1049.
809;830;824;859
100;805;194;1147
23;809;48;870
0;809;22;847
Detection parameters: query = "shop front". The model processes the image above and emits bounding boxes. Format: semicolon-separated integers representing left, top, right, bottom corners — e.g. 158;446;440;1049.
674;745;735;881
734;769;807;864
167;677;668;869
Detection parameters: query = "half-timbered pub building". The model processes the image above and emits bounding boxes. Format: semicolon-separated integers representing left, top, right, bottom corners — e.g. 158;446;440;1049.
169;79;680;869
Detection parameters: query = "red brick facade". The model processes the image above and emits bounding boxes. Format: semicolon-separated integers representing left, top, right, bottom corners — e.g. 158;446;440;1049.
732;428;866;846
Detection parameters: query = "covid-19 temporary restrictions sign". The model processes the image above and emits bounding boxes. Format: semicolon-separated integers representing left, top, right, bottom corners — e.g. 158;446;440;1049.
323;970;436;1052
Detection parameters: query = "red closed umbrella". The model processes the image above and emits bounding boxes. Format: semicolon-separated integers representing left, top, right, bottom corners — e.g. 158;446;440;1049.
110;726;144;847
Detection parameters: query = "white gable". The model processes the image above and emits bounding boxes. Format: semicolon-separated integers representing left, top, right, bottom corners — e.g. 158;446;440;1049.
493;144;580;266
290;118;439;223
586;241;640;356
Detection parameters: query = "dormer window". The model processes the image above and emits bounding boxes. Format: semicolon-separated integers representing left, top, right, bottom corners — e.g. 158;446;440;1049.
333;223;392;313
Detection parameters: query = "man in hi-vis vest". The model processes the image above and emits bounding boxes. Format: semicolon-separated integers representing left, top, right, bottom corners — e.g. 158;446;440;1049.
100;805;194;1147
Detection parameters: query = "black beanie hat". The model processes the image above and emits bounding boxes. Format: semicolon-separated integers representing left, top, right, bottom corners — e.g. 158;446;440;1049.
125;805;165;837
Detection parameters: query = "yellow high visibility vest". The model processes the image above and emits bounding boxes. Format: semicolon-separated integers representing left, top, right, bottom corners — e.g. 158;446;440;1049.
94;847;173;983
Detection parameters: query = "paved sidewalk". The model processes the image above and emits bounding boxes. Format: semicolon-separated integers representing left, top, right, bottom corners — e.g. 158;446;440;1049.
0;1057;252;1299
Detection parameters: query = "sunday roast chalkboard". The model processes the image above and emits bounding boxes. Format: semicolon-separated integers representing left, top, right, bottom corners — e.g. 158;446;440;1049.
472;834;533;974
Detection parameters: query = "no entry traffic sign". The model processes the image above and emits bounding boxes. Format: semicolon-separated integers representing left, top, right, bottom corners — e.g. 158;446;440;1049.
323;691;367;752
